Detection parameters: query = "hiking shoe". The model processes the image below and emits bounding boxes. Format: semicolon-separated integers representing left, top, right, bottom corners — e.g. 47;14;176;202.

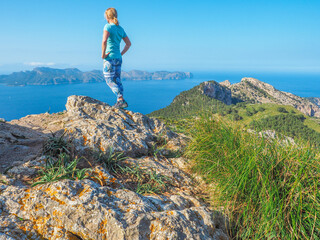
114;99;128;109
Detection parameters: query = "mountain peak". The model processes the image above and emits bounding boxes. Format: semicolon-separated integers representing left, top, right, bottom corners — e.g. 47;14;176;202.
220;80;231;87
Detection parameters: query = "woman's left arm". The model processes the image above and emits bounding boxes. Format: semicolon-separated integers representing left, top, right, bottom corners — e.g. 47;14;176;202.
121;36;131;56
101;30;110;59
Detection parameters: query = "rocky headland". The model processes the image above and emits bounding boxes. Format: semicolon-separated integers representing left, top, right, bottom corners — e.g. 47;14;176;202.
150;77;320;120
221;77;320;117
0;68;193;86
0;96;228;240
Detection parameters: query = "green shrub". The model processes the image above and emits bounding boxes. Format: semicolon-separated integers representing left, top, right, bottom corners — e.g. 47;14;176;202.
251;108;258;114
245;110;253;116
258;106;266;112
277;107;288;113
186;117;320;239
250;114;319;147
232;113;242;121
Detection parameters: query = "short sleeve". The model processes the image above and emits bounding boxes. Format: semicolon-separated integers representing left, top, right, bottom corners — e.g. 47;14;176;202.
122;28;127;38
104;24;111;32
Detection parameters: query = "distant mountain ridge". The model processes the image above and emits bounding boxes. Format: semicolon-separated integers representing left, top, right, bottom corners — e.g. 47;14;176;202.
150;77;320;118
222;77;320;118
0;67;193;86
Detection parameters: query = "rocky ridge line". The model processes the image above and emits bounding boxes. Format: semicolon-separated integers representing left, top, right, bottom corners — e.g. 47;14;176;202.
220;77;320;117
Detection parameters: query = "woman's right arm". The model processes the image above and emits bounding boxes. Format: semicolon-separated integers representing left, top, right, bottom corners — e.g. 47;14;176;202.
121;36;131;56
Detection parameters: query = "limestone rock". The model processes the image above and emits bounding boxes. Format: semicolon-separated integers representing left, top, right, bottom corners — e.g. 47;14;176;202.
65;95;178;157
248;129;295;146
219;80;231;88
230;77;320;117
200;81;232;105
0;122;46;173
306;97;320;108
0;178;228;240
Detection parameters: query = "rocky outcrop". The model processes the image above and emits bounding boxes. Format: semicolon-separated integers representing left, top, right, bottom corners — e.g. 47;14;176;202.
306;97;320;108
200;81;232;105
248;129;295;146
219;80;231;88
0;96;229;240
227;77;320;117
0;173;227;239
65;95;179;157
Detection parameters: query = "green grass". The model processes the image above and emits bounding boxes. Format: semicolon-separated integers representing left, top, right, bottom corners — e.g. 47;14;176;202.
119;165;171;195
93;147;126;173
43;131;72;157
32;153;91;186
186;116;320;239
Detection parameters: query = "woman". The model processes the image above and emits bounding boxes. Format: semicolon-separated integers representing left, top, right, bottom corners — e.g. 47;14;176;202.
102;8;131;109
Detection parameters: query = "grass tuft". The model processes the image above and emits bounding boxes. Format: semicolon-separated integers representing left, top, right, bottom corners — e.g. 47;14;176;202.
32;153;91;187
186;116;320;239
43;131;72;157
93;147;126;173
119;165;171;195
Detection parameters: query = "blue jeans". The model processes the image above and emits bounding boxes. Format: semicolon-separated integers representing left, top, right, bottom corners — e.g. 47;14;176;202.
103;58;123;99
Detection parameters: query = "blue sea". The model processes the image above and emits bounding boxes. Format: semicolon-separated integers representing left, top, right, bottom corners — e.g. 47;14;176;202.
0;72;320;121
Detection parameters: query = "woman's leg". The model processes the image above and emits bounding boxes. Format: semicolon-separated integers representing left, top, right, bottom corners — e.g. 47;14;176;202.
103;59;123;99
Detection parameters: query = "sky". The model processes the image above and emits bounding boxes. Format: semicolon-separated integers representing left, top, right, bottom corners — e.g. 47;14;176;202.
0;0;319;74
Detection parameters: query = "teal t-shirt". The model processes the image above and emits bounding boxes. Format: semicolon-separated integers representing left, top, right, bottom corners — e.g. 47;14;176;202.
104;23;127;60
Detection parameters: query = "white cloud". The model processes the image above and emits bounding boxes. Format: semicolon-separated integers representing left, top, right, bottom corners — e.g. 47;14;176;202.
24;62;56;67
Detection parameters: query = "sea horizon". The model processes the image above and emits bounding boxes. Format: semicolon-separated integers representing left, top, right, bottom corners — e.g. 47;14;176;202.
0;70;319;121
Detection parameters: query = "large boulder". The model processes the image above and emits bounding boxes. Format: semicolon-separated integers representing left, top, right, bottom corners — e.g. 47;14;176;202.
65;95;177;157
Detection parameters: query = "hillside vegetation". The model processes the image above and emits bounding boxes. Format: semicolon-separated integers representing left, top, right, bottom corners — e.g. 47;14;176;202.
149;83;228;119
186;116;320;239
149;84;320;147
150;79;320;238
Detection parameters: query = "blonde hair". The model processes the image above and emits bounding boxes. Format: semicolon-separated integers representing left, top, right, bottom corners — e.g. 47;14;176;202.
105;8;119;26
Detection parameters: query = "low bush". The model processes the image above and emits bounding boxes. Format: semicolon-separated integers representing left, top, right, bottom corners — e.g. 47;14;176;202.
277;106;288;113
250;114;319;147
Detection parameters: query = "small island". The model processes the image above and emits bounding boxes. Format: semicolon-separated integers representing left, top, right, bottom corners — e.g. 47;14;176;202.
0;67;193;86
